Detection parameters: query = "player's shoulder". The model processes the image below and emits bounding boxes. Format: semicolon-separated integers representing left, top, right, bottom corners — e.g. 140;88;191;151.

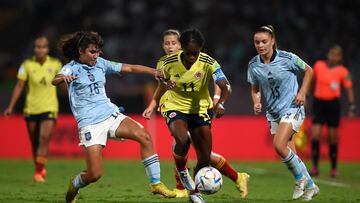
21;57;37;67
199;52;216;65
48;56;62;64
63;60;78;69
163;53;179;66
248;55;258;67
157;55;168;63
277;50;294;60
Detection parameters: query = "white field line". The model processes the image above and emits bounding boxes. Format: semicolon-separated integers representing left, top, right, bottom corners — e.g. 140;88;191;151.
243;166;352;188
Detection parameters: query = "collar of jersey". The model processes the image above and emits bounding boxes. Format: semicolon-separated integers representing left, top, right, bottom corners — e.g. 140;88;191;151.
259;50;277;64
74;59;96;70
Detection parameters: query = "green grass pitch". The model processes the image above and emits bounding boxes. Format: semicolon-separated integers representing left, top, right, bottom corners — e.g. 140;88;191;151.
0;159;359;202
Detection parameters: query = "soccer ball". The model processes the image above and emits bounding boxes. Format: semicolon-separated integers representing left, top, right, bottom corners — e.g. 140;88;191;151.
194;166;223;195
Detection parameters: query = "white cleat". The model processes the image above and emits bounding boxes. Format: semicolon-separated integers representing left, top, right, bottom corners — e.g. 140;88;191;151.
292;176;308;199
178;169;196;191
302;184;320;201
189;192;206;203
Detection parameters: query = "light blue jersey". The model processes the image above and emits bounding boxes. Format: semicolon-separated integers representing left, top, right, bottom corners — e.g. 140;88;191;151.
59;57;122;128
247;50;306;121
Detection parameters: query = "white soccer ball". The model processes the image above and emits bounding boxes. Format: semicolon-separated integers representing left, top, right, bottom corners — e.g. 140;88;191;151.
195;166;223;195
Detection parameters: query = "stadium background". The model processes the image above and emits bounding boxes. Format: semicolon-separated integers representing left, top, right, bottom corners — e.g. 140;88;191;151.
0;0;359;160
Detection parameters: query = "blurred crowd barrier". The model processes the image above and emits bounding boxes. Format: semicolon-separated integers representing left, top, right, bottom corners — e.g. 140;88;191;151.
1;115;359;161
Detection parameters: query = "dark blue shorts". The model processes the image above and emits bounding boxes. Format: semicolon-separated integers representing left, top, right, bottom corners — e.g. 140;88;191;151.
24;112;57;122
163;110;213;130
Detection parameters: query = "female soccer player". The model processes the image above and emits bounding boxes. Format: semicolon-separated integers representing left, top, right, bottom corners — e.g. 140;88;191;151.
4;36;62;183
143;28;231;203
143;29;249;199
247;25;319;201
52;31;175;202
310;45;356;177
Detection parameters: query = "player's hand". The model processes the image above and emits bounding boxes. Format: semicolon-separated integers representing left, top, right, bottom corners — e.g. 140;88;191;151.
214;102;225;118
294;92;306;106
254;103;262;115
154;69;163;80
164;80;175;90
63;75;78;83
142;100;157;119
3;107;13;116
142;106;154;119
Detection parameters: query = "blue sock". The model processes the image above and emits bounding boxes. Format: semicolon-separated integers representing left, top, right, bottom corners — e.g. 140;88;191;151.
282;148;303;181
73;174;87;189
298;157;315;188
143;154;161;184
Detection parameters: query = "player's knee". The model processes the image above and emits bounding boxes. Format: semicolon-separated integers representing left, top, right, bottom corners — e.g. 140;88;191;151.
137;130;153;146
273;143;287;157
174;135;189;147
210;153;224;168
39;134;51;144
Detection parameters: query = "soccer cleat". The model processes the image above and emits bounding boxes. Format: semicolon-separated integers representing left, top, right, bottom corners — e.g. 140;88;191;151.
302;184;320;201
235;172;250;198
178;169;196;190
173;188;188;198
65;177;79;203
309;167;319;177
33;173;45;183
330;168;338;178
292;176;308;199
150;182;176;198
189;192;206;203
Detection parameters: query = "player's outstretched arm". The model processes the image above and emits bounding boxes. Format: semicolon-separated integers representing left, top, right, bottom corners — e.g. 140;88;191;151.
121;64;163;79
52;74;77;86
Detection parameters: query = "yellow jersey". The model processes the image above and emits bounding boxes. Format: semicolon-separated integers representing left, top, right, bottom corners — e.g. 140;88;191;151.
156;55;170;110
160;51;220;114
17;55;62;115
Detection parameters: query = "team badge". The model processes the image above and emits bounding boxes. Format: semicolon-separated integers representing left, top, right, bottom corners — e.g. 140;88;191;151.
195;71;203;79
48;68;54;74
87;72;95;82
85;132;92;141
169;112;177;118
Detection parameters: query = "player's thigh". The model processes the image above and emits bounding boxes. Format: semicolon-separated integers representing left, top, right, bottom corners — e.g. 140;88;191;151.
39;119;56;138
26;120;38;138
114;117;151;142
84;144;103;174
273;122;294;150
190;126;212;155
169;119;190;143
163;110;189;140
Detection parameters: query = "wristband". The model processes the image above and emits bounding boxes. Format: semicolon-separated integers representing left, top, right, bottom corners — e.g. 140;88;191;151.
213;95;220;99
218;102;225;108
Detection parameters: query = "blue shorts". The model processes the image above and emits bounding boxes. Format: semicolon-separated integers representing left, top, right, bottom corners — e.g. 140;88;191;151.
24;112;57;122
163;110;213;130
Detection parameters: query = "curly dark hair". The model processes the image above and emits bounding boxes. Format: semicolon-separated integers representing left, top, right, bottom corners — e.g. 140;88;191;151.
57;31;104;62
